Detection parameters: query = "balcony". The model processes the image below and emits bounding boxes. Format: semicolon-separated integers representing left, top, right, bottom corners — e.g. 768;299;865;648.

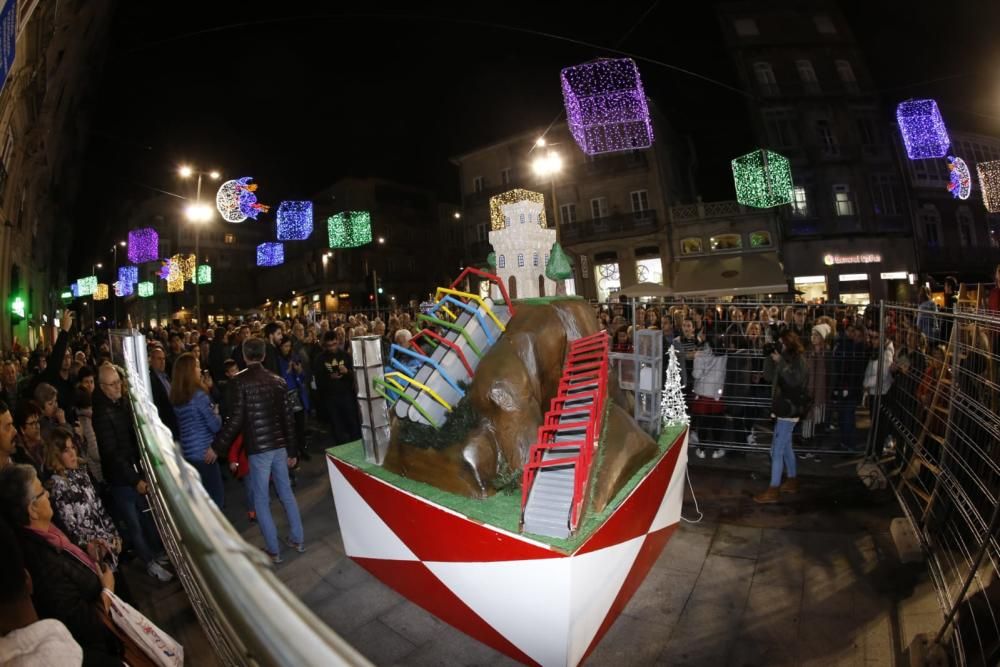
561;210;660;245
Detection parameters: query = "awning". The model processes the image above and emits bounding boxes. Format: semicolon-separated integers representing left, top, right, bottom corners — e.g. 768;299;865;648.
618;282;674;298
672;252;788;298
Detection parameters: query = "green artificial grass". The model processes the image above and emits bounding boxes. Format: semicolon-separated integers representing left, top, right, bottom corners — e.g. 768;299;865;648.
328;423;686;554
514;296;586;305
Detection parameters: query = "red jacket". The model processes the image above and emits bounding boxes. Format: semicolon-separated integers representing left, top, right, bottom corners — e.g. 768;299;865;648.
989;287;1000;312
226;434;249;480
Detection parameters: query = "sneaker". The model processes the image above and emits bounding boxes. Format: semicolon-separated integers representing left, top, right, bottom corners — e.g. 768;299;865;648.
689;431;700;446
154;554;170;566
798;452;814;460
146;561;174;582
695;448;706;459
263;549;283;565
284;537;306;554
711;449;726;459
746;432;758;446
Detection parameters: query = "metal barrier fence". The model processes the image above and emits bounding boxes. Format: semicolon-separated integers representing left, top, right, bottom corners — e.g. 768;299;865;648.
109;331;370;667
602;300;874;458
873;305;1000;666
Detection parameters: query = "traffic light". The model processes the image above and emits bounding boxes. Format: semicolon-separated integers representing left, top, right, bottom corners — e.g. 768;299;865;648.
9;295;25;324
368;294;374;302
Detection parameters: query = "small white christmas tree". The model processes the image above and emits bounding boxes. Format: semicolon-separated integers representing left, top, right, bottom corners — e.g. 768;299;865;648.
661;346;689;427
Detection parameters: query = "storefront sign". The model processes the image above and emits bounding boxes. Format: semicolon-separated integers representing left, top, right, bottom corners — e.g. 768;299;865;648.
794;275;826;284
880;271;908;280
839;273;869;282
823;253;881;266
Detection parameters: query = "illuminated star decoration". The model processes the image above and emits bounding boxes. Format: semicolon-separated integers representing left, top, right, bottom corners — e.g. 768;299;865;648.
77;276;98;297
238;179;270;220
731;149;794;208
897;99;950;160
977;160;1000;213
127;228;159;263
946;156;971;200
194;264;212;285
257;242;285;267
137;281;154;298
489;189;547;231
327;211;372;248
94;284;109;301
560;57;653;155
276;200;314;240
157;261;171;280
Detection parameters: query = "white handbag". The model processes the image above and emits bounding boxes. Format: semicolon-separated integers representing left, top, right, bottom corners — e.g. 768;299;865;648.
106;589;184;667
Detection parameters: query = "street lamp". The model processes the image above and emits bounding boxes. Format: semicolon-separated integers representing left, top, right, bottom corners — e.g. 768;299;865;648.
111;241;125;327
178;166;221;327
532;150;563;240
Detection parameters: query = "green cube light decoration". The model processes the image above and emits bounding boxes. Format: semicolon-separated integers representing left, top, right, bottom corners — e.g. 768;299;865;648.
77;276;98;297
327;211;372;249
194;264;212;285
137;281;154;298
731;149;793;208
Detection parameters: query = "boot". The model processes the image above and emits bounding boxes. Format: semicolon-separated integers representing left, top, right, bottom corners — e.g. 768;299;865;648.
780;477;800;494
753;486;780;504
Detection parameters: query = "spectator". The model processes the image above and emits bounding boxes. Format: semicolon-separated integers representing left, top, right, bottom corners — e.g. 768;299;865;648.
171;353;224;507
208;326;229;383
832;324;868;452
989;264;1000;312
165;332;185;376
611;326;633;353
1;360;19;407
43;428;121;560
36;313;77;424
0;401;16;469
0;519;84;666
75;366;96;397
12;402;45;474
148;344;179;440
801;323;831;446
315;330;361;446
213;337;304;564
690;335;728;459
92;365;173;582
670;317;699;395
0;465;121;664
33;382;68;442
755;331;809;503
915;287;940;343
262;322;283;376
864;329;895;453
73;389;101;483
277;336;311;461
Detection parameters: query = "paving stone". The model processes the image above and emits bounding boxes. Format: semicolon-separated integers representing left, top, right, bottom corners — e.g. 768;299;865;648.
586;613;669;666
655;522;715;574
686;553;756;612
622;567;697;627
753;546;806;589
710;524;763;560
797;611;864;666
347;618;416;666
379;601;447;646
659;600;743;666
399;622;505;666
313;579;406;635
319;552;376;591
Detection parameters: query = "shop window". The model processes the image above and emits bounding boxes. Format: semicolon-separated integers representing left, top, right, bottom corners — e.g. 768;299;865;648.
710;234;742;252
635;257;663;284
749;231;772;248
596;263;620;302
681;237;703;255
793;275;827;303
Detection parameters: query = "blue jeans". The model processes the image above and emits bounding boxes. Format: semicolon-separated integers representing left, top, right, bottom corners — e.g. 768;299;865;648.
189;460;225;508
770;419;798;487
838;399;858;450
248;448;303;555
110;485;163;565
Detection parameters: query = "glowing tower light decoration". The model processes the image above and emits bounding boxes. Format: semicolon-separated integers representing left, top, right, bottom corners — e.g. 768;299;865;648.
137;281;154;298
194;264;212;285
216;177;271;223
897;99;950;160
731;149;794;208
257;242;285;267
171;254;196;281
977;160;1000;213
276;200;314;240
488;188;547;231
947;156;971;200
94;284;109;301
327;211;372;249
118;265;139;287
560;57;653;155
77;276;98;297
127;228;159;264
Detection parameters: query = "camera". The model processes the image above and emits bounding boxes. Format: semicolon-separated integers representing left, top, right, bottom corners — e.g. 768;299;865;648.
762;341;781;356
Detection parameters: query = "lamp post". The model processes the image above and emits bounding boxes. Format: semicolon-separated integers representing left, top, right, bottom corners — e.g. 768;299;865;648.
178;166;220;327
532;144;563;240
91;262;102;329
111;241;125;327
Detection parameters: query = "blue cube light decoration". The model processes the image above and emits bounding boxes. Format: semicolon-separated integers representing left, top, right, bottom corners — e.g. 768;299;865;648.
560;58;653;155
897;99;950;160
731;149;794;208
276;200;314;240
71;282;80;298
257;242;285;267
118;265;139;287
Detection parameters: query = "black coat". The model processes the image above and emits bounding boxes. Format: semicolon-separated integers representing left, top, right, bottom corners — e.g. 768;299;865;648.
92;388;142;488
213;364;296;458
149;369;179;440
19;528;122;665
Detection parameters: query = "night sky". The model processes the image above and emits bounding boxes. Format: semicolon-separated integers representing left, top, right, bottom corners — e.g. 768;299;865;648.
75;1;1000;270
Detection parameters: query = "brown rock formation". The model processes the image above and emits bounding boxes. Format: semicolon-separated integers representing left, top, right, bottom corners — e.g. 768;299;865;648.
381;298;657;509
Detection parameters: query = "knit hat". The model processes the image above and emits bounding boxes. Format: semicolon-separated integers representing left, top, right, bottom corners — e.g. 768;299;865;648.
812;323;832;341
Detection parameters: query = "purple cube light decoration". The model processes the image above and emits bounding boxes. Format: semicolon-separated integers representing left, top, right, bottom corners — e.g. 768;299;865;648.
897;99;950;160
560;58;653;155
276;201;313;240
256;242;284;267
127;228;159;264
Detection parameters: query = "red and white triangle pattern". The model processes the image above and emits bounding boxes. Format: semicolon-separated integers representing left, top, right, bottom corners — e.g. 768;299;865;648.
327;429;688;667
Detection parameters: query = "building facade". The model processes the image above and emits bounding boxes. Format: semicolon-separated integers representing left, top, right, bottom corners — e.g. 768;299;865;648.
452;115;687;302
0;0;113;347
718;0;916;305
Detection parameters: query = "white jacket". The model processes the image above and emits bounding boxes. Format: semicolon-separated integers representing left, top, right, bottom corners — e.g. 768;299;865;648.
693;347;728;400
0;619;82;666
863;342;894;396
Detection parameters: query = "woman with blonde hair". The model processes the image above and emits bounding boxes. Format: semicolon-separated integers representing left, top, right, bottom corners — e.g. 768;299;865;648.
171;352;223;506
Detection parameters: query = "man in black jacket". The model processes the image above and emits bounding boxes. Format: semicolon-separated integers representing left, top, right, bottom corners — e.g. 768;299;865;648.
213;337;303;563
92;365;173;582
314;330;360;446
832;324;868;451
147;344;179;440
262;322;283;376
